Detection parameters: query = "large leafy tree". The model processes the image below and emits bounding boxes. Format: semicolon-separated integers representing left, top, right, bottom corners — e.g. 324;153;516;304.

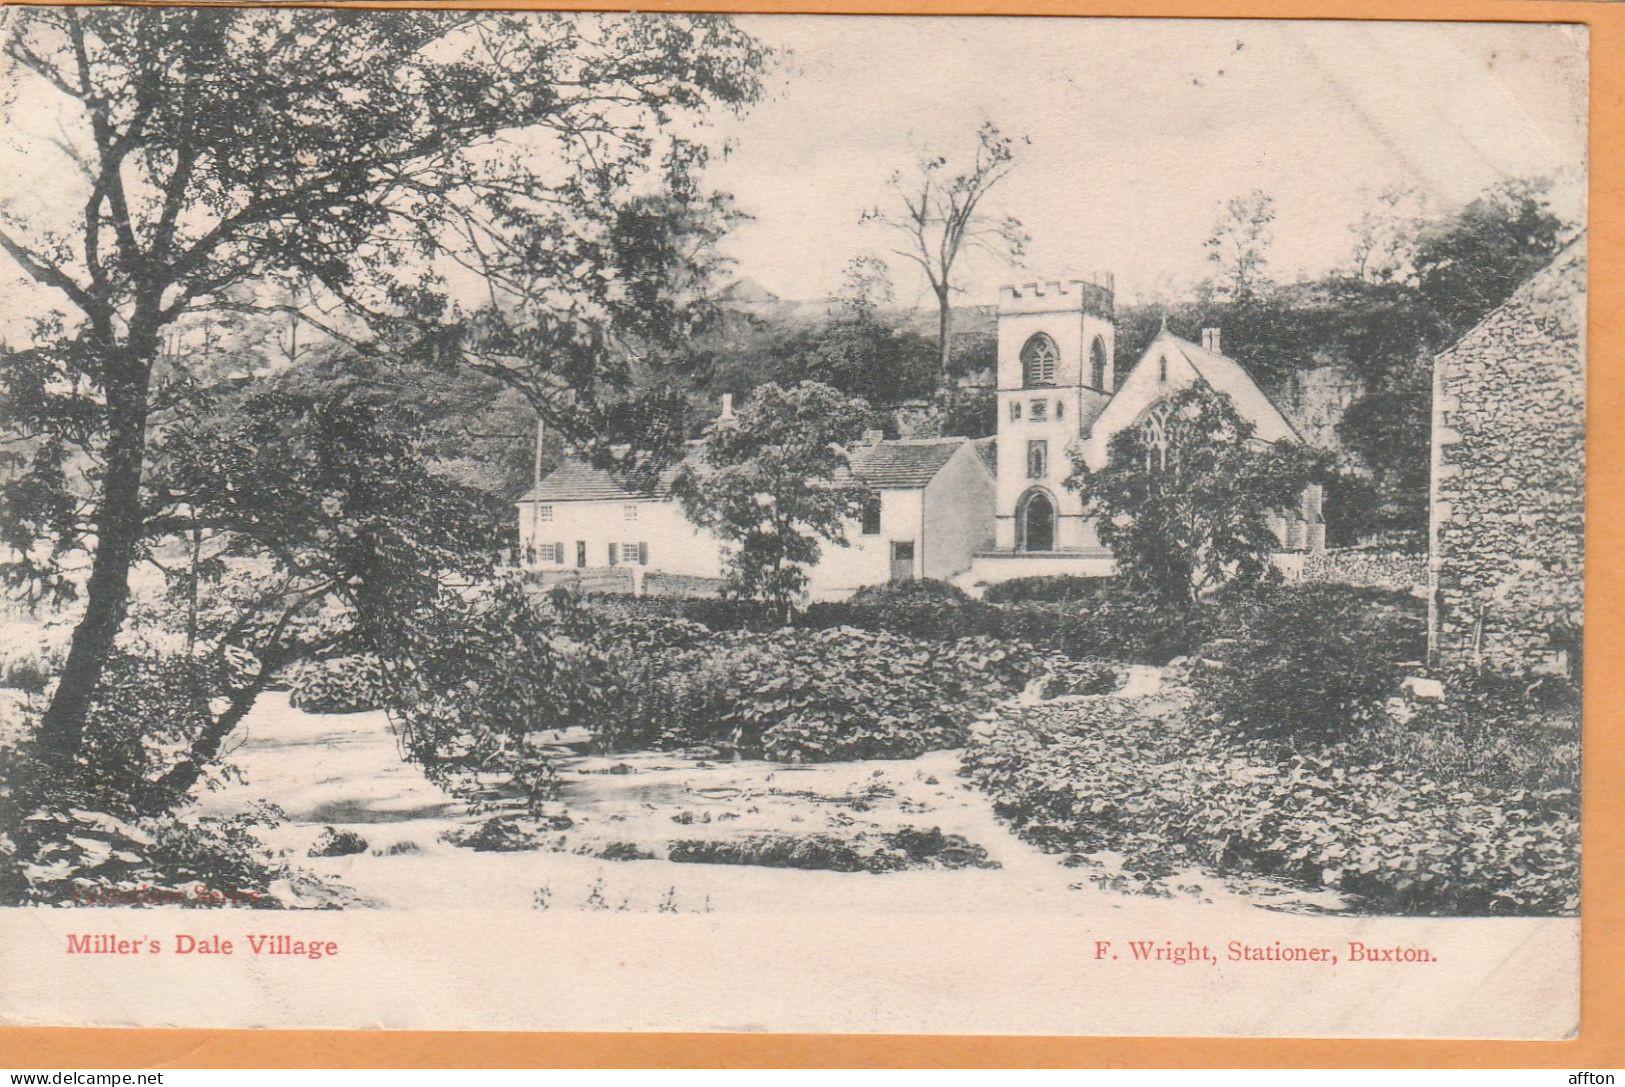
769;263;939;407
673;381;874;622
1067;385;1324;604
0;7;767;761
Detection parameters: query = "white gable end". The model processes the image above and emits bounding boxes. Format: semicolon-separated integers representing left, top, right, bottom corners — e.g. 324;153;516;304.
1082;330;1299;469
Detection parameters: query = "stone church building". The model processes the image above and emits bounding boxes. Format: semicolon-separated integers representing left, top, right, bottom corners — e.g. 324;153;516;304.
518;272;1325;596
1427;236;1586;676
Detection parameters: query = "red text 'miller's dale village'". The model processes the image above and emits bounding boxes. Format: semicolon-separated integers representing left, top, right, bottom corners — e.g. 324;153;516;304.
66;933;340;960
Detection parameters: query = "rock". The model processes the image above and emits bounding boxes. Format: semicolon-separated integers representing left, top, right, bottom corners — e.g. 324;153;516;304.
1400;676;1445;701
307;826;369;857
441;816;550;852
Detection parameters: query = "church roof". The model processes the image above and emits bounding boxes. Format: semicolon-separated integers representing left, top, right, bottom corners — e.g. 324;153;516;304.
1159;331;1302;443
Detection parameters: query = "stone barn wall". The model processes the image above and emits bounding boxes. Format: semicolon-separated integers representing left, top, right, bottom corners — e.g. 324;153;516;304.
1427;238;1586;676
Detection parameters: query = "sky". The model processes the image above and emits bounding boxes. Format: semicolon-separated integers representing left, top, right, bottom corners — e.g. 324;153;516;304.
697;17;1588;308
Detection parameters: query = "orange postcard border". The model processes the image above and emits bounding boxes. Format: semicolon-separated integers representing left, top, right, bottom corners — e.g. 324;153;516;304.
1;0;1620;1068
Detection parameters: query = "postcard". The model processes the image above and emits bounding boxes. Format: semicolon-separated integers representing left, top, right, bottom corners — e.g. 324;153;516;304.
0;7;1585;1038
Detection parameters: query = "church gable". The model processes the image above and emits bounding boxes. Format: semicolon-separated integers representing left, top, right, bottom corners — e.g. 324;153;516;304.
1082;329;1298;469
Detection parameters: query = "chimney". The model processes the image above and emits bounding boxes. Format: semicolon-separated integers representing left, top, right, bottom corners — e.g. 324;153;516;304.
720;393;735;421
1202;327;1222;355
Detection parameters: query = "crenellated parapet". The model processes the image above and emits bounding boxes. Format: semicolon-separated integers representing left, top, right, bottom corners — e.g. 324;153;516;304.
998;275;1115;319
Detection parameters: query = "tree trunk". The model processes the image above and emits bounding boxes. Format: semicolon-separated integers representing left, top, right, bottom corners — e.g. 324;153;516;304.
35;349;155;764
936;286;953;383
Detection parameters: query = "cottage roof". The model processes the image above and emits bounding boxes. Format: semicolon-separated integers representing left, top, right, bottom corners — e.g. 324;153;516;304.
846;437;970;489
516;436;979;504
514;457;688;505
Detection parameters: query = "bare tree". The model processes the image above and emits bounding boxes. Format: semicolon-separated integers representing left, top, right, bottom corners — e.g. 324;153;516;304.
863;122;1028;380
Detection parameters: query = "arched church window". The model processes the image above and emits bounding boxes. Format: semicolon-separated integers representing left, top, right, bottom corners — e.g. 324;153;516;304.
1142;405;1171;473
1021;333;1059;387
1090;337;1109;390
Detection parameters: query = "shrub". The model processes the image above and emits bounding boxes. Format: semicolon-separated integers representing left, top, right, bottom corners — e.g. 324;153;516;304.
963;690;1578;916
1189;585;1425;739
802;594;1204;665
286;654;390;714
1353;670;1579;793
848;578;970;606
587;615;1116;761
981;575;1114;605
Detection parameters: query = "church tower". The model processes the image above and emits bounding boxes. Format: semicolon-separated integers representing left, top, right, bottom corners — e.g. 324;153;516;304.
993;276;1116;553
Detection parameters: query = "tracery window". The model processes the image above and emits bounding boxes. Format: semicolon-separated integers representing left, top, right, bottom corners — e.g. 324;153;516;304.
1142;405;1172;473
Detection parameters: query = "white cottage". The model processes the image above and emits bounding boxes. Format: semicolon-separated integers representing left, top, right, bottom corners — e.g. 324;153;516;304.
514;431;996;598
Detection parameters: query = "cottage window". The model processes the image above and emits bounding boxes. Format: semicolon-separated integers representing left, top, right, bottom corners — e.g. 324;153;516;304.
623;504;638;521
539;504;554;522
608;543;619;566
861;496;882;536
1029;399;1048;421
1021;333;1059;387
536;543;558;564
575;541;587;568
1056;400;1065;420
623;541;641;564
1009;400;1022;422
1027;439;1048;480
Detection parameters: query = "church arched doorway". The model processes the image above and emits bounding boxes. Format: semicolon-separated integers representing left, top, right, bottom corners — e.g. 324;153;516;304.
1017;488;1056;552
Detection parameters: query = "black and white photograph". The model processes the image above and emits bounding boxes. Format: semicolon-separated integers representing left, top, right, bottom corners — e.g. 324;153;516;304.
0;6;1586;1037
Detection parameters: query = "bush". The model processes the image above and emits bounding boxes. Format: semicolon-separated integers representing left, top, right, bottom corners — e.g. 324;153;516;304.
1353;670;1579;794
286;654;390;714
802;593;1204;665
847;578;970;606
1189;585;1425;739
588;615;1117;762
981;575;1114;605
963;690;1578;916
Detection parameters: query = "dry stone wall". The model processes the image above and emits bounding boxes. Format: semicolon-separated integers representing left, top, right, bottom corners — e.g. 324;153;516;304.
1428;239;1585;676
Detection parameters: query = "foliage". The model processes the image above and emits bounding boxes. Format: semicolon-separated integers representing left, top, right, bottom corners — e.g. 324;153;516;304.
766;262;940;406
588;612;1117;761
863;121;1029;377
963;680;1578;916
847;578;970;606
1188;584;1426;740
980;575;1114;605
802;592;1202;665
0;797;297;908
934;385;998;439
285;655;390;715
391;581;611;810
1204;189;1276;303
1068;385;1326;604
0;4;768;765
672;381;876;620
668;827;996;872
